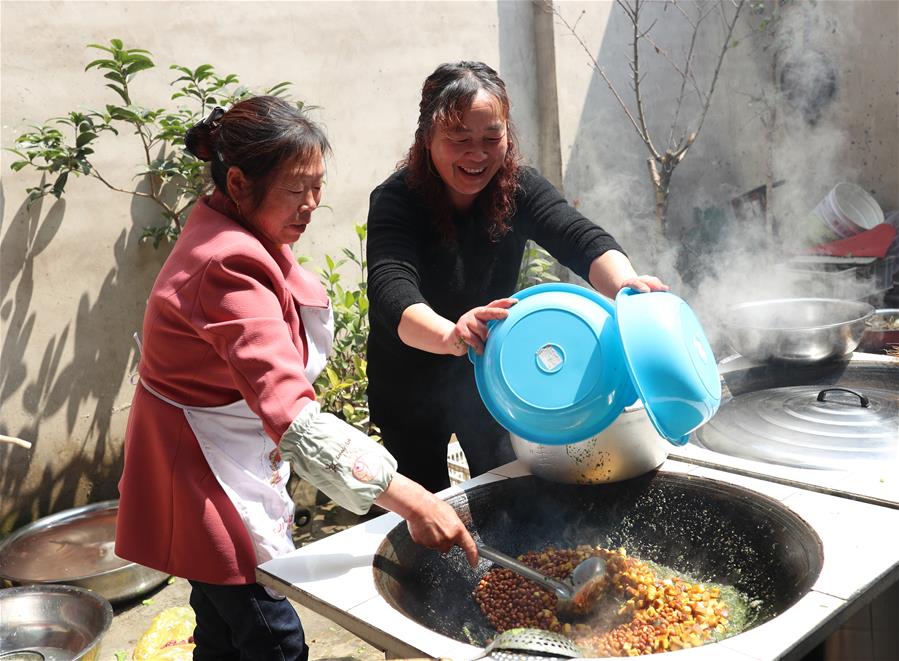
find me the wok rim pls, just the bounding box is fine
[726,297,874,331]
[373,471,825,647]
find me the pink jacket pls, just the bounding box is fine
[115,193,329,584]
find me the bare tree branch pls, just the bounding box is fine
[552,0,747,230]
[637,18,658,39]
[550,1,659,159]
[90,169,154,201]
[644,33,697,87]
[671,0,697,29]
[623,0,658,156]
[617,0,637,22]
[693,0,747,139]
[89,166,177,223]
[665,1,721,149]
[667,13,701,147]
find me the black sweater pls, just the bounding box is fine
[365,166,623,410]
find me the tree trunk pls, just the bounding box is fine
[654,176,671,232]
[647,156,672,233]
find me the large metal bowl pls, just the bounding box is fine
[0,500,169,605]
[509,402,669,483]
[0,584,113,660]
[725,298,877,363]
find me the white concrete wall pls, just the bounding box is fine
[2,0,897,524]
[0,0,539,524]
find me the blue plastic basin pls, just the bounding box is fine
[614,288,721,445]
[469,283,637,445]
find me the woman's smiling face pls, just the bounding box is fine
[428,88,508,211]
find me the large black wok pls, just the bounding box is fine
[373,472,823,647]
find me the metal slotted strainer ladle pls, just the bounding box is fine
[471,627,584,660]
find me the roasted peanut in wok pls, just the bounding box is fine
[473,545,731,657]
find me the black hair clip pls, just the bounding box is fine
[200,106,226,130]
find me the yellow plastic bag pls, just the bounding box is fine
[132,606,196,660]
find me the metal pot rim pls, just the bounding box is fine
[0,500,162,585]
[509,399,652,444]
[0,584,113,659]
[865,308,899,329]
[726,298,874,331]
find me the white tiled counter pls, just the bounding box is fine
[257,459,899,660]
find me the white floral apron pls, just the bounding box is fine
[135,305,333,572]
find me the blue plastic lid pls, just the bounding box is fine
[614,288,721,446]
[469,283,637,445]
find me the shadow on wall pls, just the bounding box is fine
[0,179,171,529]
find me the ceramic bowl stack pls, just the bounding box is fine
[469,283,721,483]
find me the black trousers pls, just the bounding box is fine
[188,580,309,661]
[372,359,516,492]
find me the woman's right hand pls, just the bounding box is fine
[374,474,478,567]
[447,297,517,356]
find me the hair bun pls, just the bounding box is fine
[185,123,216,162]
[185,107,226,162]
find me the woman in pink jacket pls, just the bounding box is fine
[115,96,477,661]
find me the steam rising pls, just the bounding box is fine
[566,1,893,358]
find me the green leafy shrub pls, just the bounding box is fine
[307,224,377,437]
[6,39,299,247]
[517,241,560,289]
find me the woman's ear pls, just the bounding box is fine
[225,166,249,208]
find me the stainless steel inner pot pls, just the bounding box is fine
[725,298,888,363]
[510,402,669,483]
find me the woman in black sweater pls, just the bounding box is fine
[366,61,667,492]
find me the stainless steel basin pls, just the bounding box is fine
[0,584,112,660]
[0,500,169,605]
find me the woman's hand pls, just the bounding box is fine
[375,474,478,567]
[404,492,478,567]
[447,298,517,356]
[589,251,669,297]
[617,275,669,293]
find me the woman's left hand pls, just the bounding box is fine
[450,297,518,356]
[618,275,670,293]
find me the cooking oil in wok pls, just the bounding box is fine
[644,559,762,642]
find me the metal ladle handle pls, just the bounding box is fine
[816,387,869,408]
[476,542,572,600]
